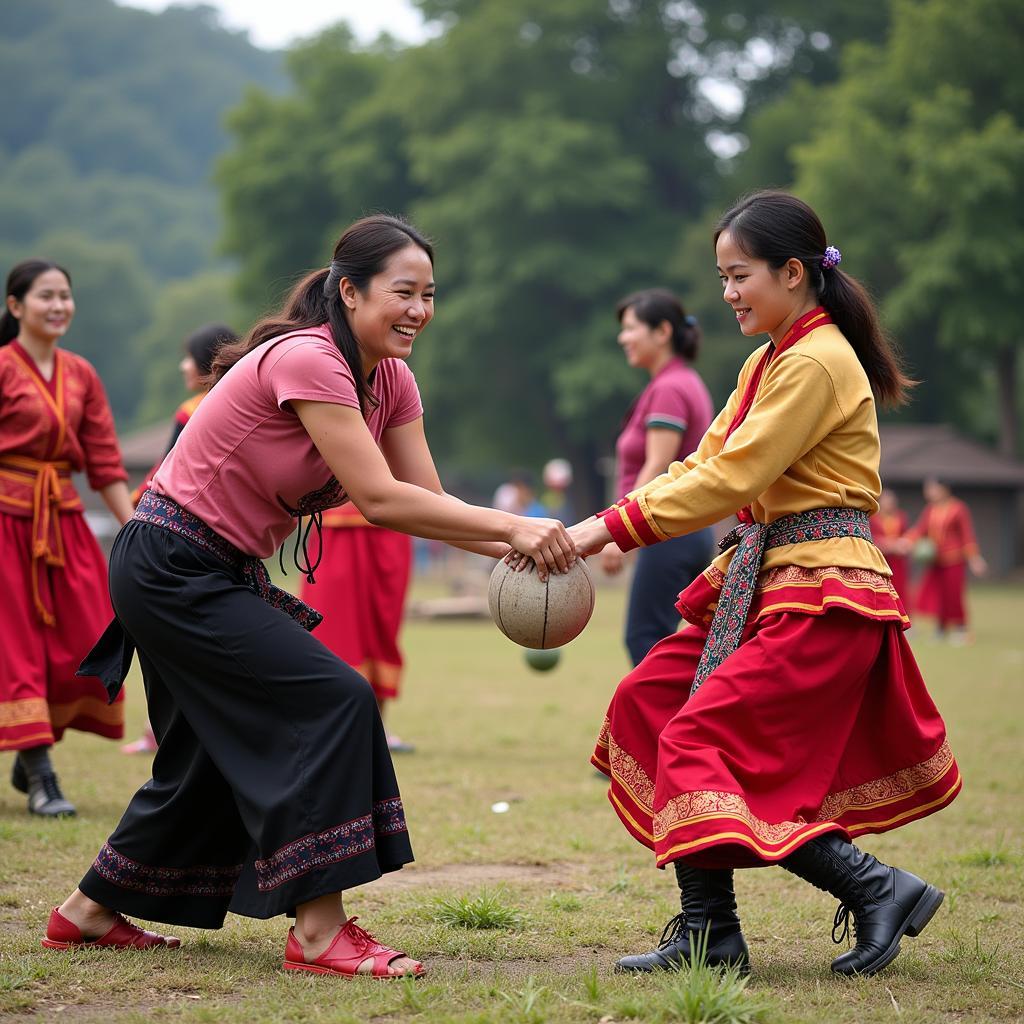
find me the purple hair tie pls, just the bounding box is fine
[822,245,842,270]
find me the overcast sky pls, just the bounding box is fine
[117,0,431,49]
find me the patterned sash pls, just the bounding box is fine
[690,507,874,697]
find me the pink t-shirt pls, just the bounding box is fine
[614,357,713,498]
[151,326,423,556]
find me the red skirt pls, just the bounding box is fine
[592,566,960,869]
[301,526,412,702]
[0,510,125,750]
[915,562,967,629]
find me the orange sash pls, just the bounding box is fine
[0,454,74,625]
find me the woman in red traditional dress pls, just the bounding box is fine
[906,478,987,643]
[122,323,238,755]
[1,260,133,816]
[870,488,910,603]
[563,192,959,978]
[300,504,415,753]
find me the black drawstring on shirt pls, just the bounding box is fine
[278,511,324,584]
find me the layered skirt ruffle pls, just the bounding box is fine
[592,565,959,869]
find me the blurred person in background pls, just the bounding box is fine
[601,289,714,666]
[870,488,910,604]
[123,322,238,755]
[540,457,575,523]
[0,259,133,816]
[904,478,987,644]
[492,468,544,517]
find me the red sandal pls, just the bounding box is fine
[283,917,425,979]
[41,907,181,950]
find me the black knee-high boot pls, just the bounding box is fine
[615,862,750,975]
[781,831,943,976]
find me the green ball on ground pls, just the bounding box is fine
[523,647,561,672]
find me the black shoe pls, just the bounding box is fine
[615,864,751,975]
[26,771,76,818]
[782,831,943,976]
[11,755,28,794]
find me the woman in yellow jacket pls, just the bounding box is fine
[564,192,959,979]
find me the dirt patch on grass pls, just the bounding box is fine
[370,861,578,891]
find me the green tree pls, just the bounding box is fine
[219,0,915,502]
[793,0,1024,454]
[134,271,242,427]
[14,233,155,427]
[218,28,415,316]
[0,0,285,423]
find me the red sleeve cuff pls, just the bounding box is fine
[595,498,628,519]
[605,498,664,552]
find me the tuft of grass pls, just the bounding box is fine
[433,888,524,930]
[496,975,549,1023]
[644,930,770,1024]
[548,891,582,912]
[608,863,631,894]
[936,929,1001,984]
[957,847,1015,868]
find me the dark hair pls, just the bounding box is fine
[208,215,434,413]
[185,322,237,379]
[715,190,913,407]
[1,259,72,346]
[616,288,701,362]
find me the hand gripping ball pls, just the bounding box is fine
[488,558,595,650]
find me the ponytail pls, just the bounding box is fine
[208,215,433,416]
[716,191,914,407]
[0,309,18,346]
[818,268,911,407]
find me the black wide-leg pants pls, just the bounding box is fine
[79,521,413,928]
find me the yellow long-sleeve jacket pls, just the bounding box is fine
[604,322,892,579]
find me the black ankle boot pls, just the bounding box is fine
[26,771,76,818]
[781,831,943,976]
[615,863,751,975]
[11,755,28,794]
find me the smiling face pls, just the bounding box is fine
[340,244,435,372]
[716,230,812,342]
[6,268,75,346]
[617,306,671,372]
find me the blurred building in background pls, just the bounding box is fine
[879,425,1024,577]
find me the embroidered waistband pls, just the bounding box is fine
[134,491,323,633]
[691,507,873,697]
[79,493,323,704]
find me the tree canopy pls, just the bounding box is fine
[4,0,1020,490]
[0,0,282,423]
[219,0,914,502]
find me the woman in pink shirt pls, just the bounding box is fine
[601,289,714,665]
[45,216,574,979]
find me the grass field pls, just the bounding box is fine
[1,576,1022,1023]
